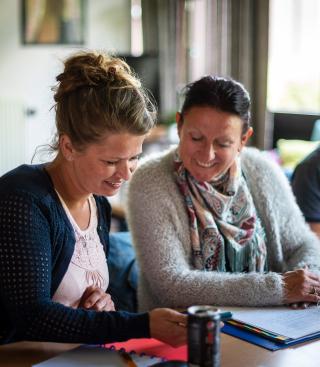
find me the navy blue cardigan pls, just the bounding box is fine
[0,164,149,344]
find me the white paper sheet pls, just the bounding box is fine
[33,345,163,367]
[220,306,320,339]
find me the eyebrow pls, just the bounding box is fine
[104,152,143,160]
[217,137,234,141]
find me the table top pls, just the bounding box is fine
[1,334,320,367]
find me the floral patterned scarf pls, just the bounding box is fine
[173,149,267,273]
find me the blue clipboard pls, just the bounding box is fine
[221,323,320,351]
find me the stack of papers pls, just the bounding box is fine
[220,306,320,350]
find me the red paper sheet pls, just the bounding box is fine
[105,338,187,361]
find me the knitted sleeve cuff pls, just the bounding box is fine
[94,310,150,344]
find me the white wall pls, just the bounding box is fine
[0,0,131,170]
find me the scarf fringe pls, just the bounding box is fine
[226,232,266,273]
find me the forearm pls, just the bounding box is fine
[5,300,149,344]
[143,264,284,308]
[132,225,284,307]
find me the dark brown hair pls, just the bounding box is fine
[180,76,251,134]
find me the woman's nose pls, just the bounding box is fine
[117,160,134,181]
[203,144,215,161]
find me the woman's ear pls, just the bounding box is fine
[239,127,253,151]
[59,134,75,161]
[176,112,183,137]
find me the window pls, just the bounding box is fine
[130,0,143,56]
[268,0,320,113]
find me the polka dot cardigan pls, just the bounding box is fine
[0,164,149,344]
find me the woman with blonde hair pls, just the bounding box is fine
[0,51,186,345]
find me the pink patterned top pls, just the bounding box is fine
[52,193,109,308]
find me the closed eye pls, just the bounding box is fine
[102,154,141,166]
[217,139,233,148]
[129,154,142,162]
[104,160,118,166]
[191,136,203,141]
[218,143,231,148]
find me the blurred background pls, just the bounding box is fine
[0,0,319,225]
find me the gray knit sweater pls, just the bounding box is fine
[127,147,320,311]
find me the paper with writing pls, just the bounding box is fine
[220,306,320,339]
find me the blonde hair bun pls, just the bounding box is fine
[51,50,156,151]
[53,51,141,103]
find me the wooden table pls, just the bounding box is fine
[1,334,320,367]
[0,341,79,367]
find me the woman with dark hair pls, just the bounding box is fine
[0,51,186,345]
[127,76,320,311]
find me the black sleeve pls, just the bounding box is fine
[0,192,149,344]
[292,159,320,222]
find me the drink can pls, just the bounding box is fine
[187,305,221,367]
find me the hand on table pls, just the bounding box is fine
[283,268,320,306]
[149,308,187,347]
[79,285,115,311]
[289,302,311,309]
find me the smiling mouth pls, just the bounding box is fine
[105,181,123,188]
[195,160,215,168]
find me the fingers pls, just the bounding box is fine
[283,268,320,304]
[308,284,320,298]
[290,303,299,309]
[83,289,104,308]
[100,295,115,311]
[160,321,187,347]
[302,293,319,304]
[91,293,115,311]
[304,269,320,282]
[80,285,96,303]
[290,302,311,309]
[149,308,187,347]
[166,309,188,327]
[79,286,115,312]
[78,285,96,309]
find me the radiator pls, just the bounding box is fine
[0,99,26,176]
